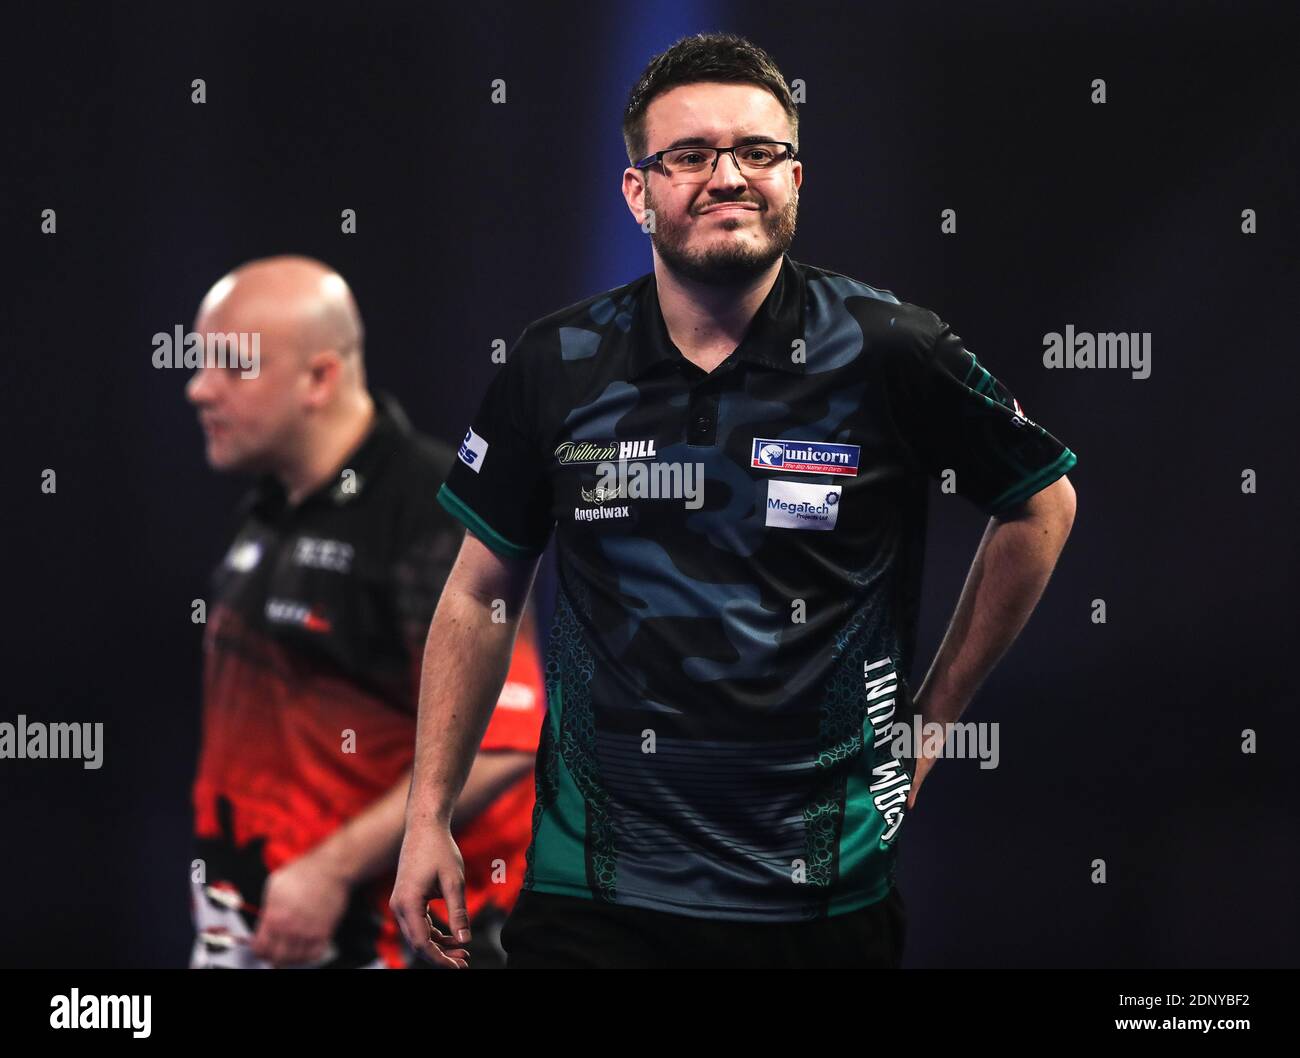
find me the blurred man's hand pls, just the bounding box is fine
[251,850,351,966]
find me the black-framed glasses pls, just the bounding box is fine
[634,141,797,179]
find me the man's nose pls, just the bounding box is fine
[186,367,215,404]
[706,150,748,191]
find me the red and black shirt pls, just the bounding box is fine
[191,394,543,967]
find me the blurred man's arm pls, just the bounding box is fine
[252,525,538,968]
[908,475,1077,807]
[290,747,534,887]
[252,748,531,966]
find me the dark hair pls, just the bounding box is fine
[622,33,798,164]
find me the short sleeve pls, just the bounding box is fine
[890,316,1077,516]
[437,329,554,558]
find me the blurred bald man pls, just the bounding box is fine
[185,256,545,968]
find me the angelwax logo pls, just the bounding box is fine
[580,482,625,504]
[574,505,631,522]
[751,438,860,476]
[556,439,657,464]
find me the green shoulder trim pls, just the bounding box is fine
[988,448,1078,515]
[436,483,541,560]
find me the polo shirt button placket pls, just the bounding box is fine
[685,377,720,447]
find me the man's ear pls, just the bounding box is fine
[304,349,343,408]
[622,168,649,224]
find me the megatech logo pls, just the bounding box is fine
[765,481,841,529]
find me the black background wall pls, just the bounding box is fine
[3,0,1296,968]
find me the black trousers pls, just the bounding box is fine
[502,886,906,969]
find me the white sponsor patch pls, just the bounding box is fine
[458,426,488,473]
[292,536,354,573]
[765,480,842,530]
[751,437,860,476]
[224,539,263,572]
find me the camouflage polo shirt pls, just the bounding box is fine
[437,252,1077,921]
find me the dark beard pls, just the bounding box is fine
[647,186,798,287]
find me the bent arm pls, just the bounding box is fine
[915,475,1077,725]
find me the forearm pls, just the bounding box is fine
[308,744,536,885]
[916,478,1076,724]
[310,769,413,887]
[407,583,523,828]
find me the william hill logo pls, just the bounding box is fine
[555,439,657,465]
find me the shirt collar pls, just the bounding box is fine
[628,252,807,380]
[250,390,410,518]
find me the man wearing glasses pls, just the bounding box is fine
[392,32,1077,968]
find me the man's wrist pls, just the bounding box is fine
[405,785,457,830]
[304,832,362,887]
[915,664,976,721]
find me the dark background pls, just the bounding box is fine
[3,0,1296,968]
